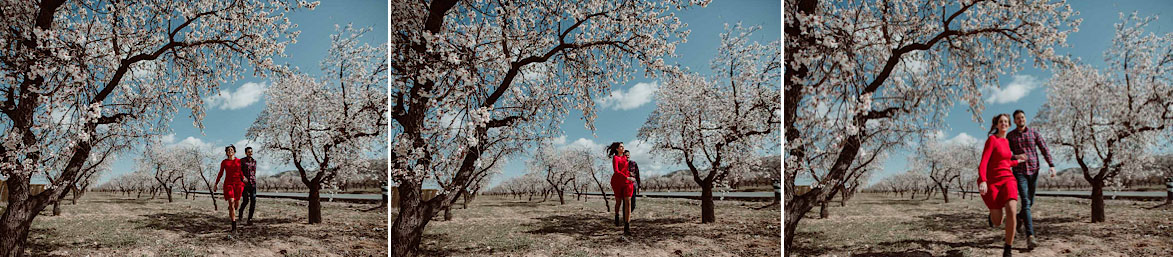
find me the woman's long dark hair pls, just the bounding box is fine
[987,114,1010,136]
[606,142,623,157]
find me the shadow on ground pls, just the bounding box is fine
[137,211,303,243]
[26,228,69,257]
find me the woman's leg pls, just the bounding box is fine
[1004,199,1018,245]
[615,196,623,217]
[623,197,631,223]
[229,198,241,221]
[989,208,1004,227]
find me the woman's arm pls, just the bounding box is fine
[213,161,224,190]
[977,138,993,183]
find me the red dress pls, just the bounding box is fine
[610,155,634,198]
[221,158,244,200]
[979,135,1020,210]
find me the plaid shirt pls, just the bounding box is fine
[240,156,257,185]
[1007,127,1054,175]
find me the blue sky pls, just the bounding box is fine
[486,0,783,187]
[99,1,388,183]
[866,0,1173,186]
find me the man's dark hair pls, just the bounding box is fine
[624,150,630,154]
[245,147,253,151]
[1013,109,1026,117]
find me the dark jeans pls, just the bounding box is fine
[630,182,638,211]
[1014,172,1038,235]
[238,184,257,221]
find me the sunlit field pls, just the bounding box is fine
[790,193,1173,257]
[5,193,386,257]
[394,195,781,256]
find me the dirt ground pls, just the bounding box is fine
[394,194,782,256]
[11,192,386,257]
[789,193,1173,256]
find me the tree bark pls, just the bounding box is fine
[819,200,829,219]
[308,183,322,224]
[700,182,715,223]
[1090,179,1105,222]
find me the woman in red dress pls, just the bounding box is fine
[214,145,245,233]
[979,114,1028,257]
[607,142,635,236]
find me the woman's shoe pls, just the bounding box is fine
[623,221,631,236]
[1003,244,1012,257]
[231,221,237,232]
[614,214,621,226]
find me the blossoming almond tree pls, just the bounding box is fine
[783,0,1079,249]
[389,0,707,255]
[1033,13,1173,222]
[0,1,314,254]
[638,23,781,224]
[247,25,387,224]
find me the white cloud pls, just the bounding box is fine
[567,138,604,151]
[207,82,267,110]
[176,136,215,151]
[943,132,978,146]
[160,133,176,144]
[551,135,567,145]
[597,82,659,110]
[984,75,1039,104]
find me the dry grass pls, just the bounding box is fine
[393,195,782,256]
[14,192,386,257]
[790,193,1173,256]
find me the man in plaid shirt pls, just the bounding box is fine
[238,147,259,226]
[1007,110,1057,250]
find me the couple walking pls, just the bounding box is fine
[213,145,260,233]
[979,110,1056,256]
[607,142,641,238]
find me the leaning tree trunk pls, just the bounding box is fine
[556,189,565,205]
[938,183,950,203]
[1,175,58,256]
[391,178,448,257]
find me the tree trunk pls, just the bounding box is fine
[391,179,442,257]
[1,175,55,256]
[165,187,173,203]
[819,200,829,219]
[700,182,715,223]
[1090,179,1105,222]
[939,184,950,203]
[557,189,565,205]
[308,183,322,224]
[784,188,819,251]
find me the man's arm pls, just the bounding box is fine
[1034,131,1055,167]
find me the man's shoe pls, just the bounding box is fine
[1003,244,1012,257]
[1016,217,1024,233]
[1027,236,1037,250]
